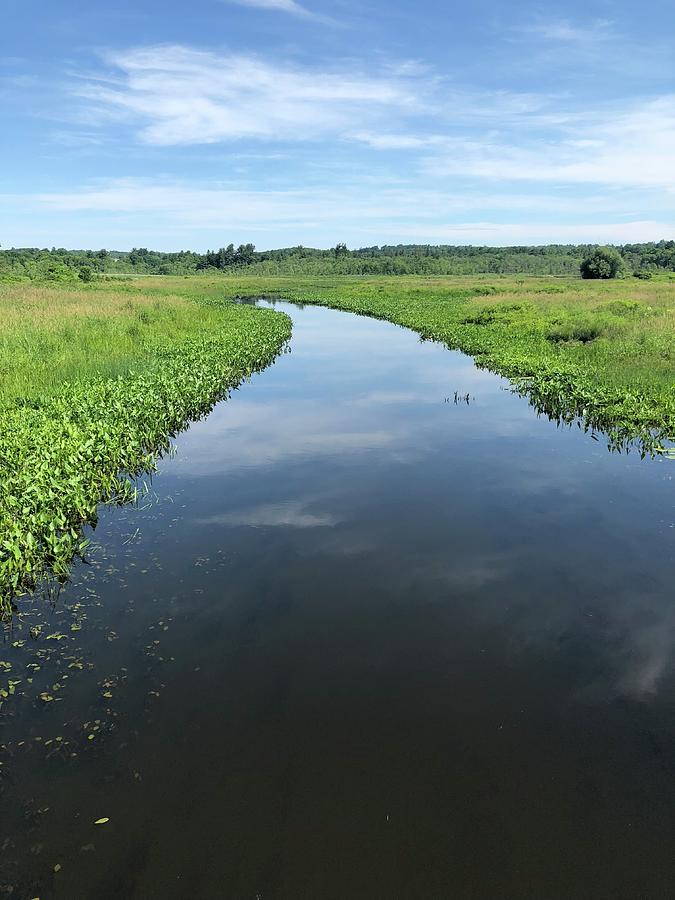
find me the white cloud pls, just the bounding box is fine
[75,45,420,145]
[350,132,445,150]
[3,178,672,247]
[380,221,674,245]
[223,0,329,22]
[518,17,614,43]
[424,96,675,191]
[70,45,675,198]
[18,179,644,219]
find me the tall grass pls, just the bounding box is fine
[0,284,249,403]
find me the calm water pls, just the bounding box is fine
[2,301,675,899]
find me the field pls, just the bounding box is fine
[1,273,675,612]
[0,283,276,404]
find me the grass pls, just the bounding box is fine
[0,283,263,404]
[2,272,674,612]
[0,284,291,613]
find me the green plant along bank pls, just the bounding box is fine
[0,299,291,615]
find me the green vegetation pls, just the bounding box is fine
[3,240,675,279]
[580,246,625,280]
[0,284,291,614]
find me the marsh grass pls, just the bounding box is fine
[0,285,241,403]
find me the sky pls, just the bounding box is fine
[1,0,674,250]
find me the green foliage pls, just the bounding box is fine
[3,240,675,280]
[0,285,262,403]
[546,318,603,344]
[597,299,650,318]
[580,246,624,279]
[0,299,291,614]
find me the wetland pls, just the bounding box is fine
[2,297,675,898]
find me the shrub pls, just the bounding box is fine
[598,299,650,318]
[580,247,624,279]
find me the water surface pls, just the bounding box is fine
[2,301,675,898]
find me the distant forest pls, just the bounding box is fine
[2,241,675,280]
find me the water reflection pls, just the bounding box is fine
[2,300,675,898]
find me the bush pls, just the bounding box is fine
[547,318,603,344]
[580,246,624,279]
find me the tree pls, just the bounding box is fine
[580,246,624,279]
[334,242,348,259]
[234,243,256,266]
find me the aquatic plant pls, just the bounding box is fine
[0,299,291,614]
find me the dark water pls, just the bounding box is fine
[2,301,675,899]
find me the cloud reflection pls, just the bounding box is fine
[195,498,339,529]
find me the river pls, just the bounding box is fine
[2,300,675,898]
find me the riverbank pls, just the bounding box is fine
[157,274,675,452]
[0,285,291,613]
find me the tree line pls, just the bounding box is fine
[1,241,674,281]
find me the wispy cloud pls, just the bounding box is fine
[74,45,419,145]
[379,221,673,245]
[223,0,330,23]
[3,178,672,247]
[69,43,675,196]
[15,178,646,220]
[424,96,675,191]
[196,499,339,528]
[514,17,614,44]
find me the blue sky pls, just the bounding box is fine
[2,0,674,250]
